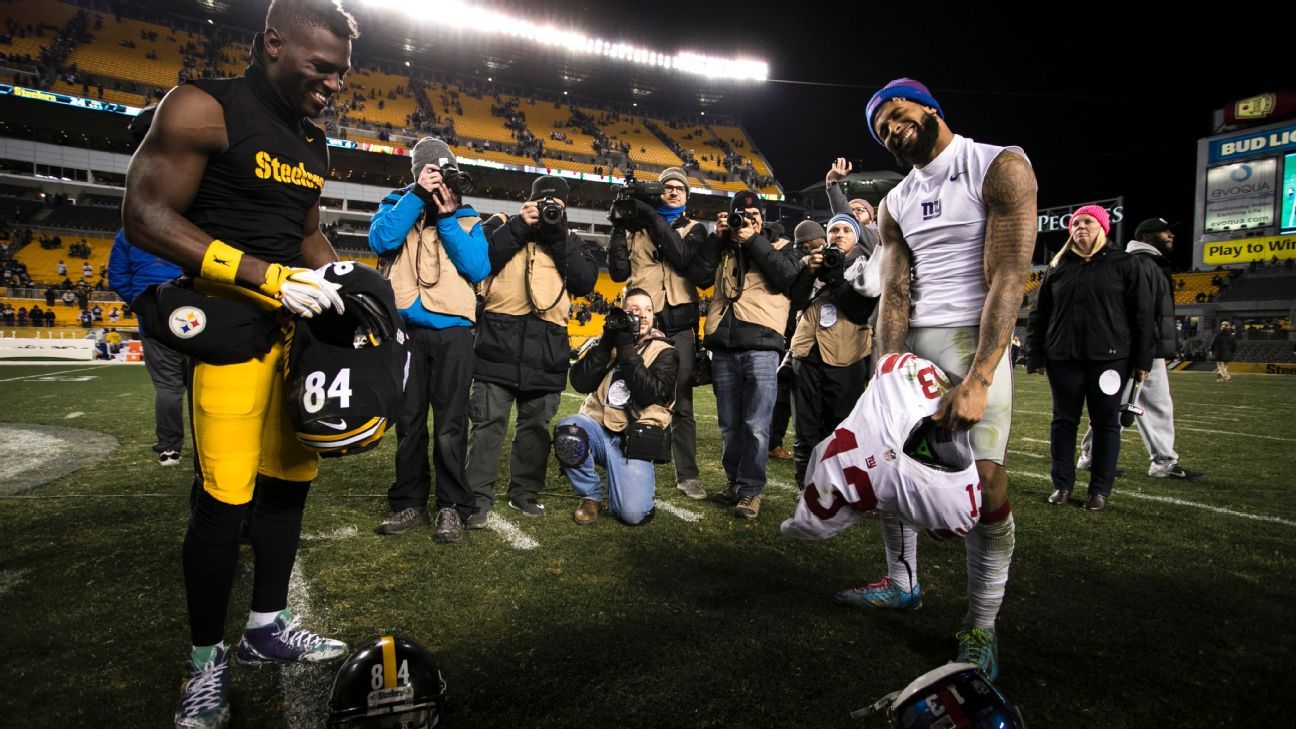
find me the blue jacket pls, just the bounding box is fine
[107,229,183,336]
[368,184,490,330]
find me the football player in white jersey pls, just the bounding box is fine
[838,78,1037,681]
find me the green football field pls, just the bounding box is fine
[1,363,1293,728]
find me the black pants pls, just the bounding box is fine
[1046,358,1128,497]
[770,369,792,449]
[667,328,698,482]
[791,357,869,485]
[390,326,476,519]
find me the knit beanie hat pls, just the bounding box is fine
[848,198,875,219]
[530,175,569,201]
[657,167,689,196]
[1071,205,1111,235]
[411,137,456,176]
[826,213,861,242]
[866,78,944,146]
[793,220,826,246]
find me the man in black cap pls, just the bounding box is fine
[464,175,599,521]
[1078,217,1204,480]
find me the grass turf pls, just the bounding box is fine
[0,363,1293,727]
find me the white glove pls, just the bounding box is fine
[262,264,345,318]
[848,250,882,298]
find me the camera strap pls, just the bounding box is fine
[524,242,567,314]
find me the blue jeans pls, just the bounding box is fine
[556,413,656,525]
[710,349,780,497]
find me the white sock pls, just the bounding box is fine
[247,608,286,629]
[881,512,919,593]
[964,512,1015,629]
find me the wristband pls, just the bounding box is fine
[200,240,243,284]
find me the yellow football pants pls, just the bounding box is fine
[192,337,318,505]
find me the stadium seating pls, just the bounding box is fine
[1216,272,1296,302]
[40,203,121,231]
[1,296,130,327]
[1172,272,1222,305]
[67,11,206,91]
[49,79,148,108]
[16,236,113,285]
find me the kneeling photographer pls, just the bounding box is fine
[466,175,599,522]
[788,213,878,484]
[554,288,678,526]
[606,167,708,501]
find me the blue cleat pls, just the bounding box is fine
[955,627,1000,681]
[234,609,348,667]
[174,645,231,729]
[834,577,923,610]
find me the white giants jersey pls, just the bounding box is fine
[781,353,982,540]
[884,134,1029,327]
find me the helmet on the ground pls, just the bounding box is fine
[328,635,446,728]
[881,663,1024,729]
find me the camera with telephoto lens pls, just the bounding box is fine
[603,306,641,339]
[538,196,564,226]
[608,171,666,225]
[820,243,845,271]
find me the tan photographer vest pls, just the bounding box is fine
[579,338,674,432]
[482,241,570,327]
[790,294,872,367]
[385,216,480,322]
[704,237,792,336]
[626,220,700,311]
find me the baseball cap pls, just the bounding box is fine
[1134,218,1176,238]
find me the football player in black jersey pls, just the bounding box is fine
[122,2,359,727]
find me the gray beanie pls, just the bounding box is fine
[793,220,826,246]
[411,137,456,176]
[657,167,689,195]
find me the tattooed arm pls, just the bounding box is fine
[934,150,1037,430]
[873,198,913,358]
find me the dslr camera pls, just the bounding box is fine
[608,171,665,225]
[603,306,641,339]
[820,243,845,271]
[432,157,474,205]
[538,196,564,226]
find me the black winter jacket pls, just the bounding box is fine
[474,214,599,392]
[687,228,800,352]
[1126,241,1177,359]
[607,204,707,335]
[788,247,878,325]
[570,335,679,413]
[1026,245,1154,373]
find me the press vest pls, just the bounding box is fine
[884,134,1029,327]
[387,216,479,322]
[626,220,700,311]
[580,338,675,432]
[790,293,872,367]
[704,237,792,337]
[482,243,570,327]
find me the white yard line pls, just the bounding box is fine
[300,526,358,541]
[0,366,101,383]
[280,561,332,729]
[1013,471,1296,528]
[0,493,169,499]
[1007,450,1046,459]
[561,392,583,400]
[654,499,702,523]
[766,479,799,494]
[1021,437,1050,444]
[1177,401,1257,410]
[64,412,84,419]
[0,568,31,597]
[486,512,539,550]
[1178,426,1294,443]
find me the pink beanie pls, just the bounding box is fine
[848,198,875,218]
[1071,205,1110,235]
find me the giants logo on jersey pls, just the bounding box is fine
[921,199,942,220]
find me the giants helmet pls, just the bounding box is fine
[328,635,447,728]
[285,262,409,457]
[853,663,1025,728]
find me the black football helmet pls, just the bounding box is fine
[903,417,973,473]
[852,663,1024,728]
[285,262,409,457]
[328,635,447,728]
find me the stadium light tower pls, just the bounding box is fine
[359,0,768,82]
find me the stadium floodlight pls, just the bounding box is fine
[359,0,768,81]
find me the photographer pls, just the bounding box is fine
[368,137,489,544]
[554,289,678,526]
[466,175,599,521]
[788,214,878,484]
[687,190,799,519]
[606,167,709,501]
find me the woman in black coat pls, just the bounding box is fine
[1026,206,1154,511]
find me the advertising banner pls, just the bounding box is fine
[1202,233,1296,265]
[1204,160,1276,232]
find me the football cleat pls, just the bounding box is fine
[174,645,231,729]
[835,577,923,610]
[235,609,348,667]
[955,627,1000,681]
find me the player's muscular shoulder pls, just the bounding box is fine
[982,151,1036,211]
[152,84,229,155]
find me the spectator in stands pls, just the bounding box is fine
[1027,206,1153,512]
[466,175,599,522]
[92,304,103,321]
[42,309,54,327]
[79,309,92,327]
[57,259,67,277]
[81,262,93,280]
[44,286,56,306]
[787,215,878,486]
[29,304,43,326]
[556,289,678,526]
[2,304,13,325]
[606,167,709,500]
[367,138,489,545]
[1078,218,1204,480]
[687,190,798,519]
[16,307,27,326]
[108,307,121,323]
[1211,322,1236,382]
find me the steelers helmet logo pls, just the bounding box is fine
[168,306,207,339]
